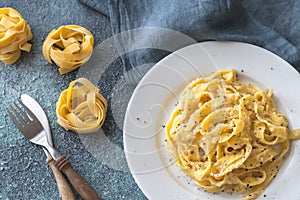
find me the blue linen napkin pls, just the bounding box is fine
[80,0,300,84]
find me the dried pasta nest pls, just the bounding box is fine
[42,25,94,74]
[0,7,32,64]
[56,78,107,134]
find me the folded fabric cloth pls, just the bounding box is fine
[80,0,300,85]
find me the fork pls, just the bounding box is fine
[7,100,100,200]
[7,101,61,159]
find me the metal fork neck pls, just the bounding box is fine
[43,143,62,161]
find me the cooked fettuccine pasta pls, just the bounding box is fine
[166,69,300,200]
[42,25,94,74]
[0,7,32,64]
[56,78,107,134]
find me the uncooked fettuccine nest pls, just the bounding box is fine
[56,78,107,134]
[42,25,94,74]
[0,7,32,64]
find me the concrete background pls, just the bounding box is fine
[0,1,146,199]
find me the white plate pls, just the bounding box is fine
[123,41,300,200]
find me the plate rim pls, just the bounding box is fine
[123,41,300,200]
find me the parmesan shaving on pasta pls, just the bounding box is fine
[0,7,32,64]
[56,78,107,134]
[42,25,94,74]
[166,69,300,200]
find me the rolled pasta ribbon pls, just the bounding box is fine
[56,78,107,134]
[0,7,32,64]
[42,25,94,74]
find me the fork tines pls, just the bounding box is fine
[8,101,29,125]
[7,99,42,138]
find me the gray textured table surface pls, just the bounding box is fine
[0,0,146,199]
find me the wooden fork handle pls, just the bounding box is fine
[55,156,100,200]
[46,157,76,200]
